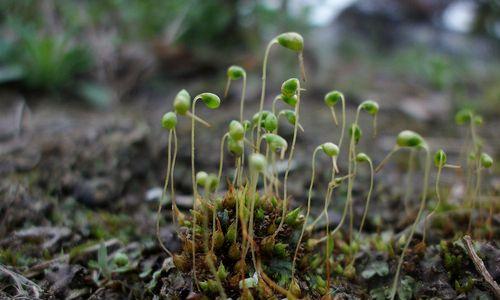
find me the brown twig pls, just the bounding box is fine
[462,235,500,299]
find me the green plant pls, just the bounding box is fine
[375,130,430,300]
[157,31,495,299]
[88,243,131,286]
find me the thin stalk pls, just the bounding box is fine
[389,148,430,300]
[403,149,416,216]
[185,110,211,128]
[423,164,443,244]
[217,133,230,189]
[255,39,277,149]
[375,147,399,173]
[348,110,362,244]
[358,158,374,234]
[468,161,482,234]
[156,129,173,257]
[171,129,179,221]
[307,174,352,232]
[338,96,346,150]
[292,147,320,278]
[202,193,227,299]
[325,158,336,292]
[274,84,301,238]
[244,171,260,277]
[240,74,247,122]
[271,152,278,195]
[190,98,200,287]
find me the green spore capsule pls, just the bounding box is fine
[349,124,362,144]
[227,137,244,156]
[455,108,473,125]
[434,149,447,167]
[173,89,191,115]
[480,153,493,168]
[113,252,129,267]
[321,142,339,157]
[264,113,278,132]
[227,65,245,80]
[196,171,208,187]
[359,100,379,115]
[263,133,288,154]
[196,92,221,109]
[276,32,304,52]
[324,91,343,107]
[229,120,244,141]
[396,130,426,148]
[281,78,299,97]
[280,94,298,107]
[280,109,297,125]
[249,153,267,173]
[161,111,177,130]
[252,110,271,126]
[242,120,252,131]
[356,152,370,163]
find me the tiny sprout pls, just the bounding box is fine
[349,124,362,144]
[324,90,343,107]
[480,153,493,168]
[356,152,370,163]
[195,93,221,109]
[281,78,300,97]
[264,113,278,132]
[321,142,339,157]
[227,65,245,80]
[229,120,244,141]
[173,89,191,115]
[249,153,267,173]
[455,108,473,125]
[434,149,447,168]
[227,137,244,156]
[276,32,304,52]
[359,100,379,115]
[161,111,177,130]
[113,252,129,267]
[196,171,208,187]
[396,130,426,148]
[217,263,228,281]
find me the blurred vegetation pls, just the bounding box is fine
[0,0,310,104]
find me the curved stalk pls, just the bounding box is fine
[358,158,374,234]
[292,147,320,278]
[156,129,174,257]
[171,129,179,221]
[403,149,416,216]
[255,39,277,149]
[217,133,230,189]
[423,163,443,244]
[325,158,336,292]
[468,161,482,234]
[389,148,430,300]
[240,74,247,122]
[274,84,301,238]
[190,98,200,287]
[338,96,346,150]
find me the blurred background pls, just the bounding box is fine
[0,0,499,273]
